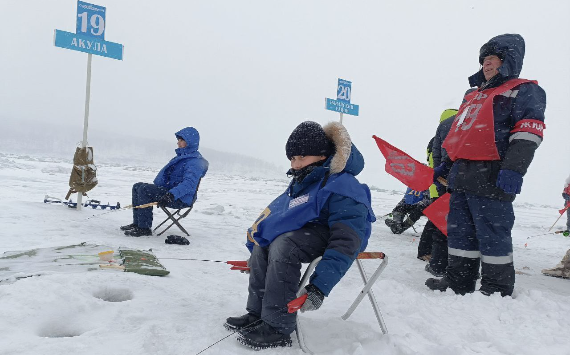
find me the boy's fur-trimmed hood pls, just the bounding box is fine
[323,122,364,176]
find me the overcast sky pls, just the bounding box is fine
[1,0,568,205]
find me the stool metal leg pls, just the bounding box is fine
[155,208,190,236]
[341,257,389,334]
[296,256,321,354]
[153,209,178,232]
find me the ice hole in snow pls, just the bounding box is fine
[37,322,86,338]
[93,286,133,302]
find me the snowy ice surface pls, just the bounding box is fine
[0,152,569,355]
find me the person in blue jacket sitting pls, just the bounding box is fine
[120,127,208,237]
[225,121,375,350]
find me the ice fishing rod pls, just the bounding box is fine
[548,205,569,232]
[194,295,307,355]
[523,230,568,248]
[526,230,568,239]
[158,257,249,270]
[85,202,158,220]
[195,307,285,355]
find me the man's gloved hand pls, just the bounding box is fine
[157,192,175,207]
[298,284,325,312]
[496,169,523,194]
[433,161,451,183]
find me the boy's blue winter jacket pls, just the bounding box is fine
[246,122,375,296]
[153,127,209,205]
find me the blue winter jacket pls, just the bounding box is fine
[447,34,546,201]
[288,131,375,296]
[287,143,374,296]
[153,127,209,205]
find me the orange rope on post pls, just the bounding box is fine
[357,252,386,260]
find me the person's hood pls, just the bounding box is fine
[323,121,364,176]
[468,34,525,88]
[175,127,200,155]
[440,109,458,123]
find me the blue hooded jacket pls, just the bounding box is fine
[446,34,546,201]
[153,127,209,205]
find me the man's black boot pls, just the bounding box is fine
[237,321,292,350]
[224,313,260,331]
[425,264,445,278]
[125,227,152,237]
[120,223,137,231]
[425,277,450,292]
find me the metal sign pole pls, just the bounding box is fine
[55,1,123,211]
[339,112,344,124]
[77,53,92,210]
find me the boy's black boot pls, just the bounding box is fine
[224,313,260,331]
[237,321,292,350]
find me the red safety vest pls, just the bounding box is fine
[564,184,570,197]
[443,78,537,161]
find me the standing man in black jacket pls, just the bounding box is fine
[427,34,546,296]
[421,109,456,276]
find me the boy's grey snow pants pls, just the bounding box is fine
[246,224,329,335]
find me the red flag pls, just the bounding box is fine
[372,135,434,191]
[422,193,451,236]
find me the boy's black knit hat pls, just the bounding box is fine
[285,121,333,160]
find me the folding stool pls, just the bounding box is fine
[296,252,389,353]
[153,206,195,236]
[153,180,201,237]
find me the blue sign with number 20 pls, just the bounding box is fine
[76,1,106,40]
[337,79,352,104]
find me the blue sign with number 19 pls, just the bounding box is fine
[76,1,106,40]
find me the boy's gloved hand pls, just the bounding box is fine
[157,192,175,207]
[496,170,523,194]
[298,284,325,312]
[240,258,251,274]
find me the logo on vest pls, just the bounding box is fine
[289,194,309,209]
[455,104,482,132]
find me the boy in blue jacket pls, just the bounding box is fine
[120,127,208,237]
[225,121,375,350]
